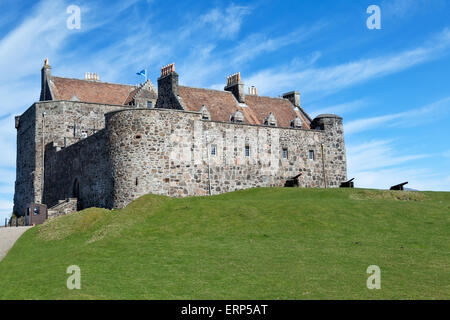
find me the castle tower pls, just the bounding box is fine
[311,114,347,187]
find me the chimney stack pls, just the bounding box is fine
[224,72,245,103]
[282,91,300,107]
[40,58,52,101]
[156,62,183,109]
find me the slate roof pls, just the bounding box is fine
[178,86,311,128]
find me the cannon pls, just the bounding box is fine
[340,178,355,188]
[284,173,302,187]
[390,182,408,191]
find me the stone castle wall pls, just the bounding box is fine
[13,105,36,216]
[43,129,112,210]
[15,101,347,214]
[14,100,128,215]
[107,108,347,208]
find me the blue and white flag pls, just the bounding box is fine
[136,69,146,77]
[136,69,147,82]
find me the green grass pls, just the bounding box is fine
[0,188,449,299]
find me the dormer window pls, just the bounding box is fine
[264,113,277,126]
[290,116,302,129]
[200,105,211,120]
[230,110,244,123]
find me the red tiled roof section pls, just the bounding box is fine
[178,86,310,128]
[245,95,310,129]
[178,86,239,122]
[50,77,136,105]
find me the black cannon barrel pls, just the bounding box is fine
[291,173,302,179]
[340,178,355,188]
[390,182,408,190]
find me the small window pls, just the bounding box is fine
[147,101,153,108]
[245,145,250,157]
[309,150,315,160]
[211,144,217,156]
[282,148,288,159]
[33,206,39,215]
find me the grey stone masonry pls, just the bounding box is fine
[14,100,129,215]
[107,108,347,208]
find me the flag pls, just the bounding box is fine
[136,69,146,77]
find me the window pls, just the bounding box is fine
[245,145,250,157]
[147,101,153,108]
[33,206,39,215]
[211,144,217,156]
[200,105,210,120]
[230,110,244,123]
[309,150,315,160]
[282,148,288,159]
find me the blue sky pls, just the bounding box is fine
[0,0,449,221]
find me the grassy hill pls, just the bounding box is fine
[0,188,449,299]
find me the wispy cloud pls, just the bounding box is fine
[381,0,443,20]
[347,139,449,191]
[347,140,430,172]
[231,23,326,65]
[344,97,450,135]
[179,4,252,40]
[244,28,450,97]
[0,116,16,168]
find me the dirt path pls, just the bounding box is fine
[0,227,32,261]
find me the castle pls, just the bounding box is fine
[13,59,347,217]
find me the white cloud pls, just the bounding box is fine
[0,116,16,168]
[244,28,450,97]
[347,139,449,191]
[347,140,430,172]
[344,97,450,135]
[350,168,450,191]
[231,24,326,65]
[179,4,251,40]
[381,0,442,20]
[0,199,13,222]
